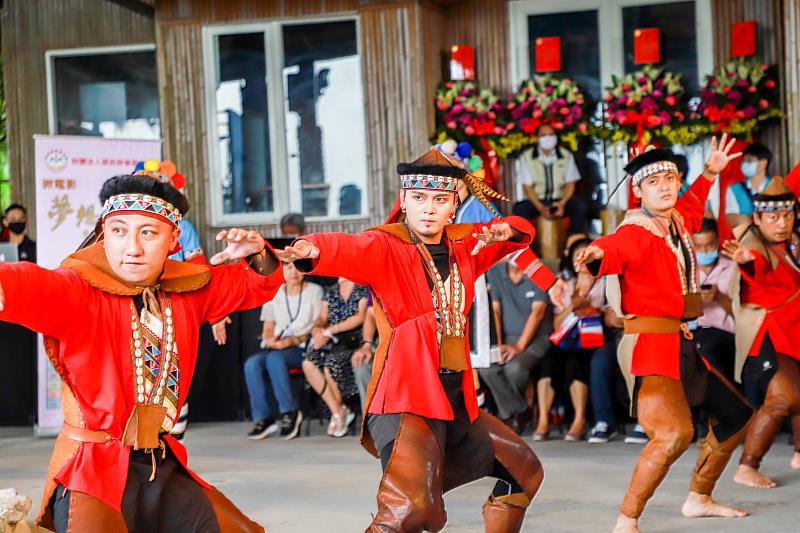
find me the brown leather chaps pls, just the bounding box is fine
[620,363,752,519]
[365,410,543,533]
[740,354,800,468]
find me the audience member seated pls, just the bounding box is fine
[350,293,376,410]
[244,263,323,440]
[478,258,552,434]
[535,238,603,442]
[513,123,589,234]
[691,218,736,380]
[303,278,368,438]
[725,143,773,228]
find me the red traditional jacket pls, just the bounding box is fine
[739,243,800,359]
[0,243,283,518]
[300,217,550,454]
[591,176,712,380]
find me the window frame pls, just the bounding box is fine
[45,43,159,138]
[202,14,370,227]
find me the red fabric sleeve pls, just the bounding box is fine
[199,245,284,324]
[675,175,713,235]
[738,249,771,285]
[591,225,642,277]
[298,231,387,286]
[468,216,535,278]
[0,262,87,338]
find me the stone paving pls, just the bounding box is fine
[1,422,797,532]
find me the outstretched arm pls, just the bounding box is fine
[279,231,386,286]
[0,263,86,338]
[468,216,535,276]
[201,229,284,323]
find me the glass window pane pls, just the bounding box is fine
[283,20,368,218]
[623,2,698,91]
[214,33,273,215]
[528,11,600,100]
[53,51,160,139]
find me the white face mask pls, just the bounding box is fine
[740,160,759,178]
[538,134,558,151]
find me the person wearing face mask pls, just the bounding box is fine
[725,143,773,228]
[513,124,588,234]
[689,218,736,381]
[2,204,36,262]
[721,176,800,490]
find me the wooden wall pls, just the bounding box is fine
[0,0,154,236]
[156,0,448,251]
[782,0,800,169]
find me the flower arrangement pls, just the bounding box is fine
[600,65,702,147]
[508,74,594,151]
[696,57,782,139]
[433,81,508,144]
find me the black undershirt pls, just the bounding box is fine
[424,242,451,290]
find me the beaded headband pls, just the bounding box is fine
[401,174,459,192]
[754,199,795,213]
[102,193,183,227]
[631,161,679,187]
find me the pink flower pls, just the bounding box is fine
[578,123,588,133]
[451,104,464,114]
[494,126,504,135]
[758,99,769,109]
[765,79,776,89]
[436,100,449,111]
[737,80,749,87]
[664,95,676,106]
[659,111,671,124]
[652,90,663,98]
[446,121,457,129]
[554,98,567,106]
[464,126,475,135]
[533,109,543,119]
[747,85,757,93]
[576,98,585,105]
[545,87,554,94]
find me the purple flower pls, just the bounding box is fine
[727,91,742,102]
[637,76,648,84]
[659,111,671,124]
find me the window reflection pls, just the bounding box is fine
[215,33,273,214]
[53,51,160,139]
[283,21,367,218]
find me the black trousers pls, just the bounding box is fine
[693,327,736,383]
[53,448,220,533]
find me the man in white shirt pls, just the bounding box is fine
[514,124,588,234]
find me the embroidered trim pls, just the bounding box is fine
[631,161,678,187]
[754,199,795,212]
[401,174,459,192]
[102,193,182,226]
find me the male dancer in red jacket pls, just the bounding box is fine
[723,176,800,488]
[576,136,753,532]
[281,147,557,532]
[0,172,282,532]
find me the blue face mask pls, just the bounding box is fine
[741,160,759,178]
[696,250,718,266]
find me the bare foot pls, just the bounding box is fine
[612,513,640,533]
[681,491,748,518]
[791,451,800,470]
[733,464,777,489]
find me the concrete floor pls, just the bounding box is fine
[1,422,798,532]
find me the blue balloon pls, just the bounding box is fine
[456,142,473,159]
[133,161,145,172]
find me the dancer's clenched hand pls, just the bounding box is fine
[573,244,604,272]
[278,240,320,263]
[721,239,755,264]
[210,229,265,265]
[471,223,514,256]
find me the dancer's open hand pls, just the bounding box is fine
[721,239,755,264]
[471,223,514,255]
[210,229,265,265]
[278,240,320,263]
[704,133,742,175]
